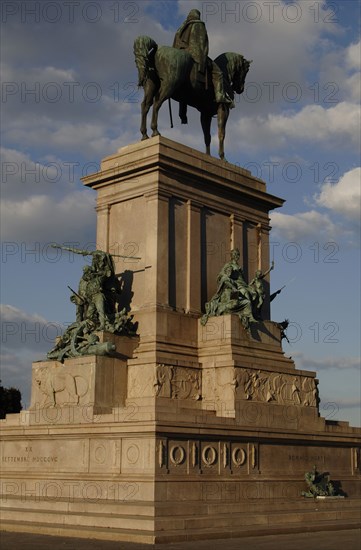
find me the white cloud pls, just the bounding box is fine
[270,209,343,241]
[0,305,64,362]
[343,72,361,103]
[346,41,361,71]
[315,167,361,222]
[1,147,73,200]
[227,101,360,154]
[294,351,361,371]
[271,167,360,244]
[0,304,61,367]
[1,304,47,324]
[0,63,76,85]
[1,0,349,161]
[267,102,359,148]
[324,398,361,410]
[181,0,339,85]
[1,190,96,242]
[0,147,97,243]
[4,107,140,158]
[2,2,359,161]
[317,39,360,103]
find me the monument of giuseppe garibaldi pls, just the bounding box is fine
[1,9,360,544]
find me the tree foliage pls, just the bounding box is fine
[0,382,22,419]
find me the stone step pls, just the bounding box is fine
[155,497,361,516]
[0,520,155,544]
[1,497,359,534]
[153,520,361,544]
[0,496,154,517]
[1,515,360,545]
[0,507,154,531]
[2,496,359,520]
[154,506,361,531]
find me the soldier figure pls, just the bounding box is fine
[173,9,233,106]
[70,265,91,322]
[82,267,107,330]
[249,261,275,316]
[201,249,257,330]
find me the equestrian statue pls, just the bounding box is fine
[134,9,252,160]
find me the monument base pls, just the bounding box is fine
[1,138,360,543]
[1,323,360,543]
[1,421,360,543]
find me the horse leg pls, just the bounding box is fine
[150,97,163,137]
[140,80,156,140]
[217,104,229,160]
[201,112,212,155]
[150,87,170,137]
[179,102,188,124]
[140,98,151,140]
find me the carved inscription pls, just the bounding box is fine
[2,455,58,463]
[1,440,88,472]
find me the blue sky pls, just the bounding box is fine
[1,0,360,425]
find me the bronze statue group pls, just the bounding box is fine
[47,247,136,362]
[201,248,274,330]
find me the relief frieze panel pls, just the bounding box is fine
[32,365,90,408]
[154,364,201,400]
[233,368,319,407]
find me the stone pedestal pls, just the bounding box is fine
[86,136,280,323]
[1,137,360,543]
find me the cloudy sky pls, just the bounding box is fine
[1,0,360,425]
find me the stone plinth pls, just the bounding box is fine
[1,138,360,543]
[198,316,321,428]
[29,334,139,420]
[82,135,283,350]
[30,356,124,413]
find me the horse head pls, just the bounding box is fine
[232,56,252,95]
[215,53,252,96]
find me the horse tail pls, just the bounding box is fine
[133,35,158,87]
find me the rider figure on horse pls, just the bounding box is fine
[173,9,234,107]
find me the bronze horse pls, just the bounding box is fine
[134,36,251,159]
